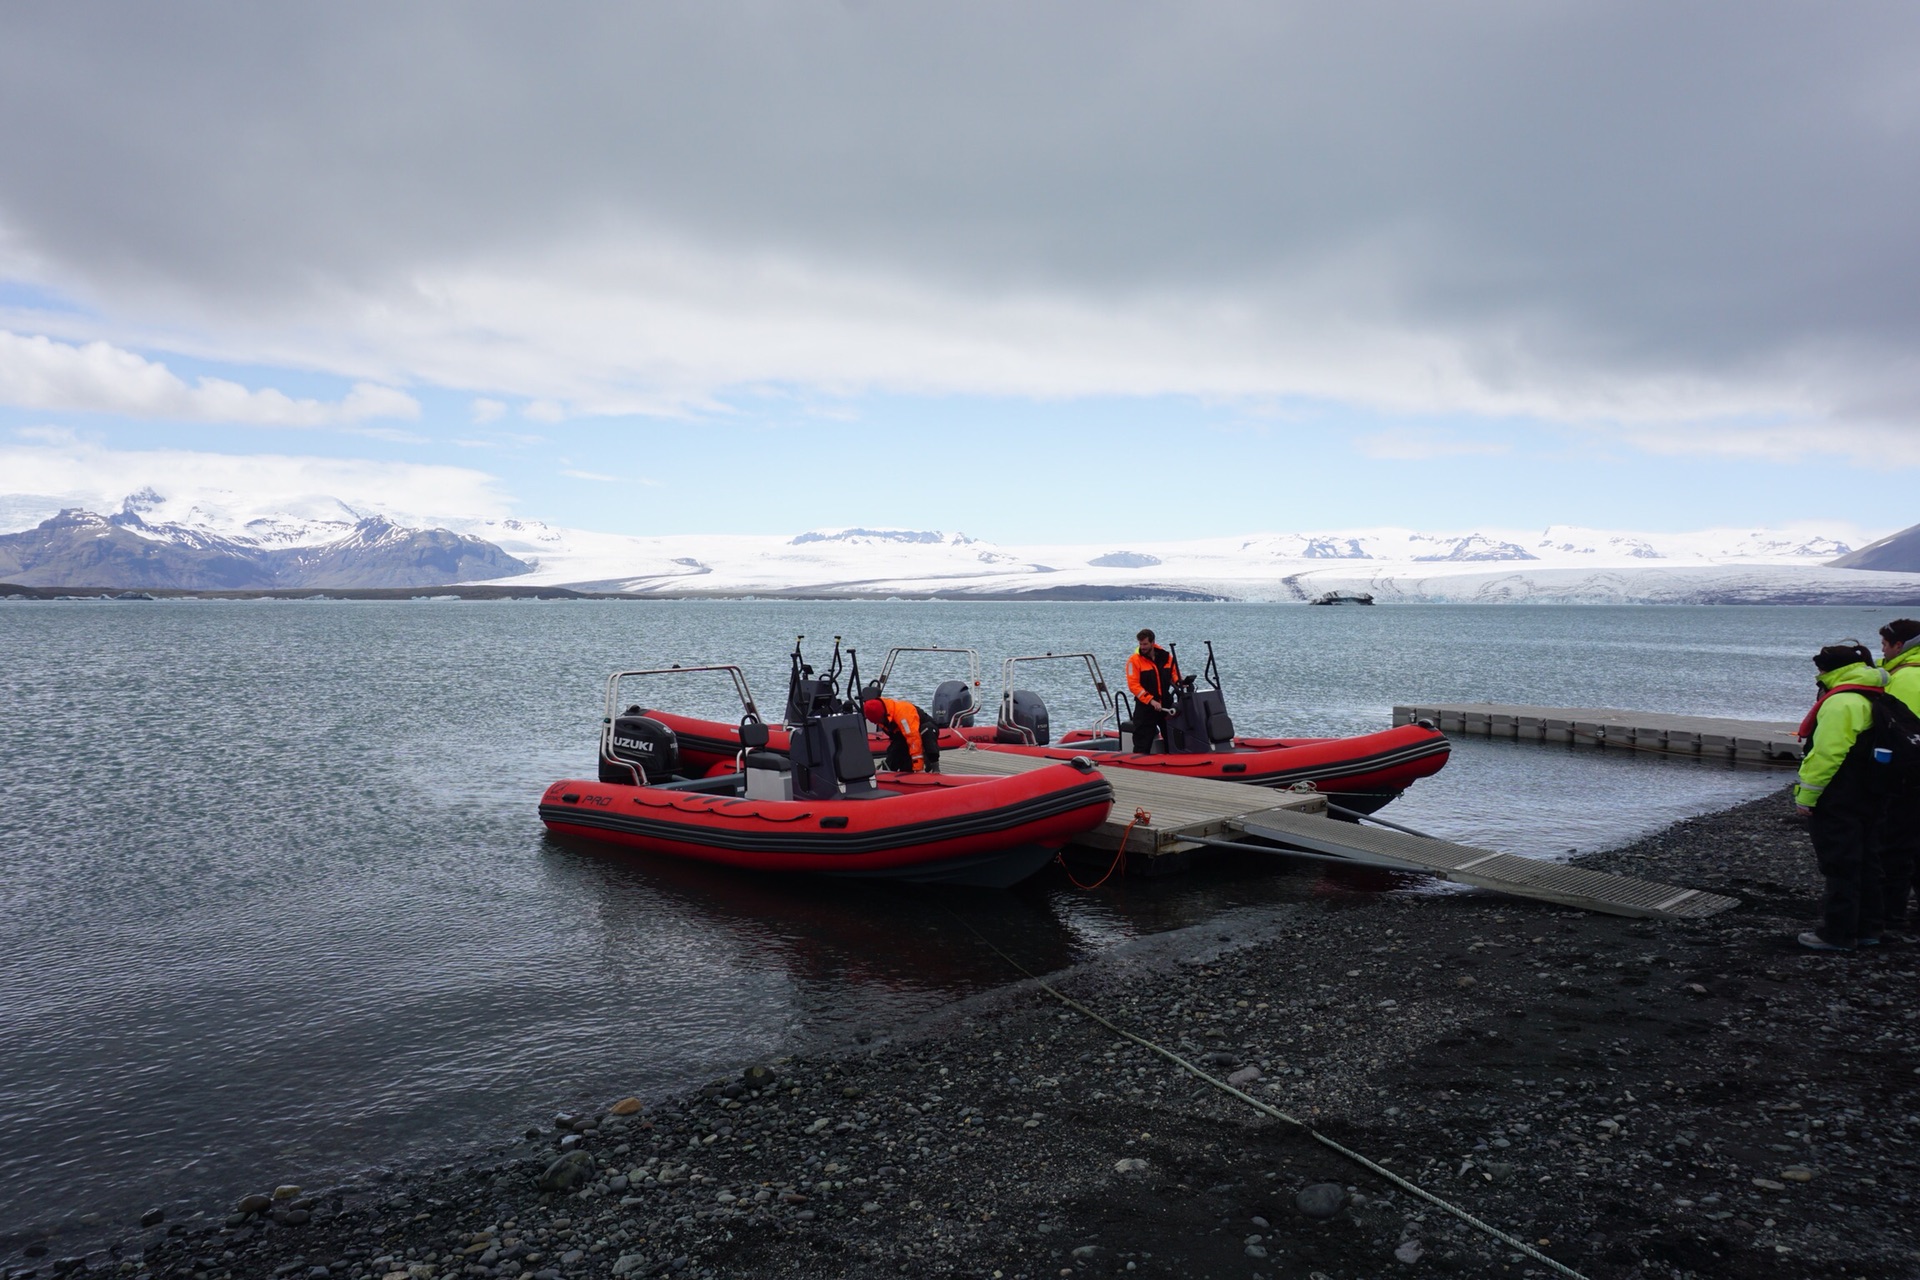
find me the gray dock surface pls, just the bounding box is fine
[1393,702,1802,765]
[944,745,1736,919]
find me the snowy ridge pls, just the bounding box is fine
[455,519,1920,603]
[3,489,1916,602]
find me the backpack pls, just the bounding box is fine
[1859,689,1920,786]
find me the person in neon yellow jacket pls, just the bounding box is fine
[1792,642,1889,952]
[1877,619,1920,932]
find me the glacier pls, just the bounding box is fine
[4,486,1918,603]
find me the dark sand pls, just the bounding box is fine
[25,792,1920,1280]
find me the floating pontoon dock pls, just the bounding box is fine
[1392,703,1802,765]
[940,745,1327,856]
[941,746,1738,919]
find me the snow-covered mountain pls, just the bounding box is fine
[4,487,1918,602]
[0,494,529,589]
[449,517,1920,604]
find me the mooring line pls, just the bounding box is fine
[952,915,1589,1280]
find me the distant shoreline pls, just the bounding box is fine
[0,583,1232,603]
[6,582,1919,605]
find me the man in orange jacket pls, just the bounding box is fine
[862,697,941,773]
[1126,628,1182,755]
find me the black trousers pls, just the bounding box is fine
[1133,704,1170,755]
[1808,771,1885,945]
[884,729,940,773]
[1878,787,1920,926]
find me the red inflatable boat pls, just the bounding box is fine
[907,645,1450,815]
[542,662,1112,887]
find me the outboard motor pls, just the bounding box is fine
[932,679,977,728]
[602,706,680,783]
[995,690,1051,745]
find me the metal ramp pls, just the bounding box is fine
[1230,808,1740,920]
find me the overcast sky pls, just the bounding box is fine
[1,2,1917,538]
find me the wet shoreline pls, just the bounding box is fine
[18,788,1920,1280]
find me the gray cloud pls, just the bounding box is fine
[1,2,1917,422]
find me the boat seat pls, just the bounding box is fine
[743,748,793,802]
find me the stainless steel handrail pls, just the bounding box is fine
[874,646,984,725]
[995,652,1115,744]
[599,663,763,784]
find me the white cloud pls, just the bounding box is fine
[0,330,419,427]
[2,5,1919,453]
[0,437,512,530]
[1356,429,1513,461]
[1606,423,1920,467]
[560,468,624,482]
[469,397,506,423]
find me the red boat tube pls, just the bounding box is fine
[986,722,1450,813]
[541,760,1112,888]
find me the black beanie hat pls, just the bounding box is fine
[1815,642,1873,673]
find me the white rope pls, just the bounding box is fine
[958,921,1590,1280]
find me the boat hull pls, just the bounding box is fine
[539,763,1112,888]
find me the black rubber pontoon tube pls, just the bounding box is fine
[951,916,1591,1280]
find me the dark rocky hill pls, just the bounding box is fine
[0,510,530,589]
[1828,520,1920,572]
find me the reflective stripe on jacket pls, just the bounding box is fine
[1126,645,1181,706]
[1795,661,1886,807]
[874,697,928,771]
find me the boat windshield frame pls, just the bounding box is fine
[872,646,983,697]
[601,664,763,765]
[997,652,1116,743]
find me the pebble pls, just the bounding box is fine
[536,1150,596,1193]
[1781,1166,1815,1182]
[1226,1066,1261,1086]
[1394,1238,1425,1264]
[140,1208,165,1227]
[1752,1177,1787,1192]
[236,1193,274,1215]
[1113,1158,1150,1174]
[273,1184,302,1201]
[609,1097,643,1116]
[1296,1183,1348,1220]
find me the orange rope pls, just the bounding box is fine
[1058,807,1150,890]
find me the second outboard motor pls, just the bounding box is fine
[602,707,680,783]
[995,690,1050,745]
[932,679,977,728]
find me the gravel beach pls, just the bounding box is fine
[20,790,1920,1280]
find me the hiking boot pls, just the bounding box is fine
[1797,931,1854,953]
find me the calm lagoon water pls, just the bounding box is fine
[0,599,1881,1249]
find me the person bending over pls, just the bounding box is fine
[862,697,940,773]
[1126,628,1182,755]
[1794,641,1890,952]
[1878,619,1920,933]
